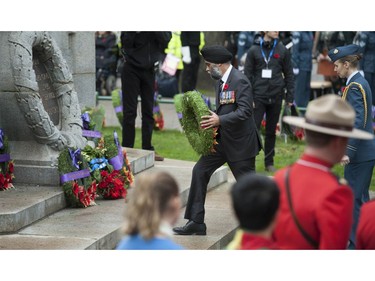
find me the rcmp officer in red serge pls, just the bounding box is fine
[328,44,375,249]
[273,94,373,249]
[173,45,262,235]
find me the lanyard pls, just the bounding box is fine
[260,38,277,68]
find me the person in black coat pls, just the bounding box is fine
[120,32,171,161]
[244,31,294,172]
[173,45,262,235]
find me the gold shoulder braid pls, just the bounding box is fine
[341,82,367,128]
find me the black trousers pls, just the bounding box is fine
[121,62,155,150]
[184,141,255,223]
[181,47,200,93]
[253,95,283,167]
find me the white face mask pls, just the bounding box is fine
[210,65,222,80]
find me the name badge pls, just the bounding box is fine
[262,69,272,79]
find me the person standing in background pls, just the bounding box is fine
[314,31,356,95]
[237,31,255,73]
[180,32,205,93]
[164,31,184,92]
[358,31,375,105]
[120,31,171,161]
[328,44,375,249]
[291,31,314,110]
[244,31,294,173]
[224,32,240,68]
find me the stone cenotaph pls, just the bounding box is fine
[0,31,95,185]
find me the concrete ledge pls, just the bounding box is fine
[0,147,154,234]
[125,147,154,174]
[0,185,66,233]
[0,159,229,249]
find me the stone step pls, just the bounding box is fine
[0,147,154,234]
[0,158,229,249]
[172,172,238,250]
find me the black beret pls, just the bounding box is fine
[200,45,233,64]
[328,44,360,62]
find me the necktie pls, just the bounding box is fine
[218,79,224,94]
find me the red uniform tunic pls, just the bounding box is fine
[273,154,354,249]
[356,200,375,249]
[241,232,278,250]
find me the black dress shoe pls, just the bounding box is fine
[173,220,207,235]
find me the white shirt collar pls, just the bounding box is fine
[346,70,359,85]
[221,65,233,85]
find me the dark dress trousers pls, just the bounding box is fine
[184,66,262,223]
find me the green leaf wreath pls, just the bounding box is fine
[80,132,134,200]
[181,90,218,155]
[57,148,97,208]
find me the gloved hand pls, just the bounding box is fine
[293,68,299,75]
[181,46,191,64]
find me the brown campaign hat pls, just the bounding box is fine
[283,94,373,140]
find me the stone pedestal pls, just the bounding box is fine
[0,31,95,186]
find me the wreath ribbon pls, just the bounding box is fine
[109,131,124,170]
[69,148,81,170]
[60,168,91,184]
[0,129,4,149]
[89,157,108,171]
[0,154,10,163]
[81,112,90,130]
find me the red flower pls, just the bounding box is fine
[274,54,280,59]
[223,83,229,91]
[8,162,14,173]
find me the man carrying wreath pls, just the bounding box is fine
[173,45,262,235]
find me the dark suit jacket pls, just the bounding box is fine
[215,66,262,162]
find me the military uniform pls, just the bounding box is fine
[328,44,375,248]
[341,72,375,248]
[291,32,314,108]
[273,154,354,249]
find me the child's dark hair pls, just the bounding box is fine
[231,173,280,231]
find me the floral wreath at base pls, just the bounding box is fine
[181,90,218,155]
[58,148,97,208]
[0,129,15,191]
[81,132,134,200]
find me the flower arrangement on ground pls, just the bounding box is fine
[181,90,218,155]
[0,129,14,191]
[153,91,164,130]
[57,147,97,208]
[81,131,134,200]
